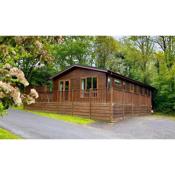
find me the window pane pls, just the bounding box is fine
[65,81,69,91]
[107,77,111,88]
[93,77,97,89]
[123,81,126,89]
[145,89,147,95]
[81,79,85,90]
[59,81,63,91]
[114,79,121,87]
[140,87,142,94]
[87,77,92,90]
[134,85,137,93]
[126,82,130,91]
[131,84,134,92]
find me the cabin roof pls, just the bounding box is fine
[50,65,155,90]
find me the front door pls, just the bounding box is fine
[59,80,70,101]
[65,80,70,101]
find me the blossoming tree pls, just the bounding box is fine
[0,64,38,115]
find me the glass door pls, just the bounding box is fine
[59,80,70,101]
[65,80,70,101]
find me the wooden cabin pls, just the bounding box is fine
[26,65,155,122]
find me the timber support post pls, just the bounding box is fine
[110,87,113,122]
[122,88,125,119]
[131,93,133,116]
[89,89,92,119]
[71,89,74,116]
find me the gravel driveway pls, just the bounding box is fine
[0,110,175,139]
[91,116,175,139]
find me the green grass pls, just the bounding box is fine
[0,128,21,139]
[26,110,95,124]
[153,112,175,121]
[12,105,24,110]
[25,110,95,124]
[13,106,95,124]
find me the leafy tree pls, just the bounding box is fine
[52,36,94,71]
[93,36,119,69]
[151,36,175,112]
[0,64,38,115]
[0,36,61,83]
[121,36,155,84]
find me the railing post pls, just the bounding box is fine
[71,89,74,116]
[89,89,91,119]
[57,90,58,102]
[146,95,148,113]
[122,88,125,119]
[131,92,133,116]
[110,87,113,122]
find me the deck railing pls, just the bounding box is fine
[37,89,111,103]
[36,88,151,108]
[29,88,152,120]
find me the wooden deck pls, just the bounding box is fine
[25,88,152,122]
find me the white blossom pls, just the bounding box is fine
[0,81,13,94]
[9,67,29,86]
[25,95,36,105]
[30,89,39,99]
[0,64,38,112]
[0,92,5,98]
[3,63,12,70]
[11,88,22,106]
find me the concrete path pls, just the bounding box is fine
[0,110,175,139]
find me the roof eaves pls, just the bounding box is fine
[107,70,155,90]
[49,64,156,90]
[49,64,108,80]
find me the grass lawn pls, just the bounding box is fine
[13,105,24,110]
[0,128,20,139]
[153,112,175,121]
[27,111,95,125]
[13,106,95,125]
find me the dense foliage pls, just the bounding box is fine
[1,36,175,113]
[0,64,38,115]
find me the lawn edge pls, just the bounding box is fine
[0,127,21,139]
[13,106,95,125]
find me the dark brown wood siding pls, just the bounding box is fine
[53,67,107,91]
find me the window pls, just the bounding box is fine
[81,79,85,90]
[134,85,140,94]
[139,87,142,94]
[147,89,150,96]
[130,84,134,92]
[87,77,92,90]
[134,85,137,93]
[65,81,69,91]
[81,77,97,97]
[81,79,86,97]
[114,79,122,90]
[59,81,64,91]
[93,77,97,89]
[144,88,147,95]
[107,77,112,88]
[125,82,130,91]
[142,87,145,95]
[114,79,121,86]
[140,87,145,95]
[81,77,97,91]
